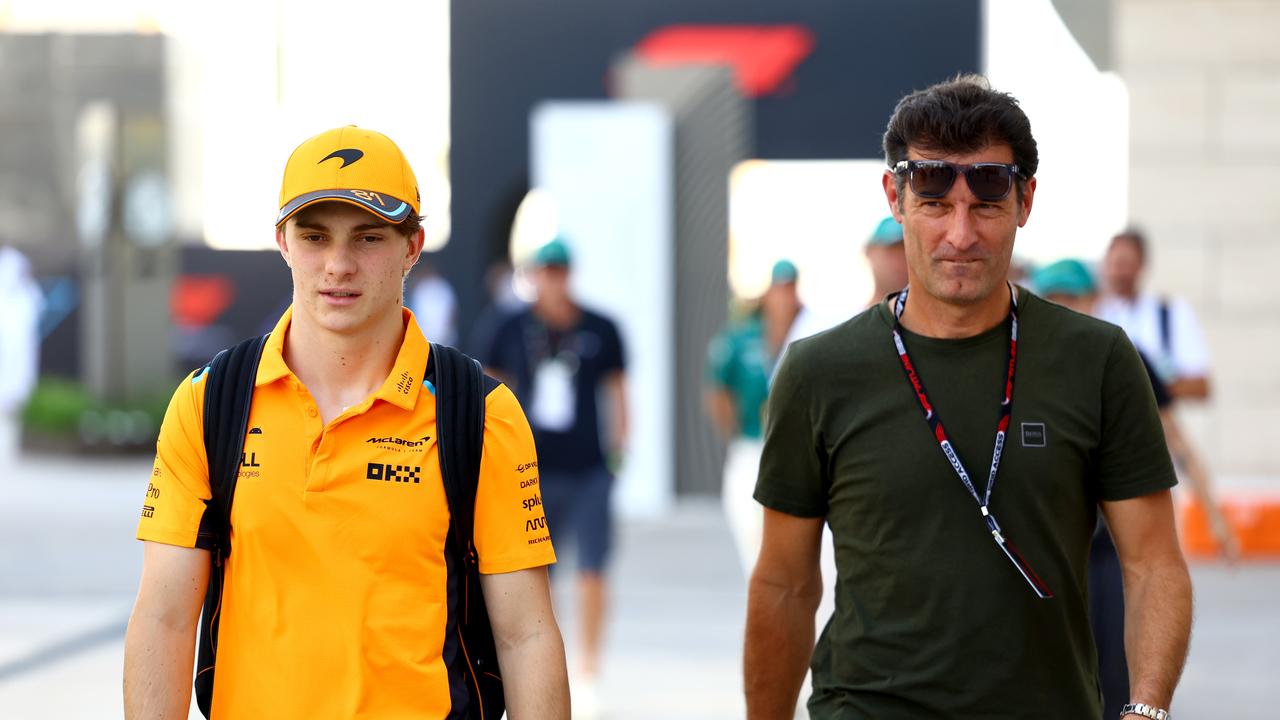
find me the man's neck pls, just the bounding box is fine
[898,284,1013,339]
[283,307,406,416]
[533,297,580,330]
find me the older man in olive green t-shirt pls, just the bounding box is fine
[743,76,1191,720]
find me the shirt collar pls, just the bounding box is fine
[255,308,296,387]
[255,306,431,412]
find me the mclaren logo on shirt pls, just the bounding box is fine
[366,435,431,451]
[366,434,430,447]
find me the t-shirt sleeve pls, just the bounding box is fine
[136,369,214,548]
[600,316,626,373]
[1096,329,1178,501]
[474,383,557,574]
[1170,298,1210,378]
[753,339,828,518]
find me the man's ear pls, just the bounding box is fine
[404,227,426,276]
[276,226,291,268]
[1017,176,1037,228]
[882,171,905,223]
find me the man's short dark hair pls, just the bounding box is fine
[1109,228,1147,261]
[883,74,1039,203]
[395,212,424,238]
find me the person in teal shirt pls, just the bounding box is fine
[705,260,802,576]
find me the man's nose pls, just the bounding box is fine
[325,242,358,276]
[940,186,980,251]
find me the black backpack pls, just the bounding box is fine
[192,334,506,719]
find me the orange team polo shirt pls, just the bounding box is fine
[136,307,555,719]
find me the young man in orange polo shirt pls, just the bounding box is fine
[123,126,570,719]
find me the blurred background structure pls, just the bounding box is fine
[2,0,1279,717]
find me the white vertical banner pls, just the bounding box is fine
[984,0,1130,265]
[530,101,675,519]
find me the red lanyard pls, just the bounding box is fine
[891,283,1053,599]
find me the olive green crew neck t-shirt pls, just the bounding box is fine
[755,288,1176,720]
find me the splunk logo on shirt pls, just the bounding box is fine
[367,462,423,484]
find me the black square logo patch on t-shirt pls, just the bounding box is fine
[1021,422,1046,448]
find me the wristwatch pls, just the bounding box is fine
[1120,702,1170,720]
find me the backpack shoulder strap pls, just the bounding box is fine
[430,343,490,551]
[196,333,269,553]
[192,333,267,719]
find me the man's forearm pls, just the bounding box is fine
[609,374,628,457]
[1122,551,1193,709]
[495,628,570,719]
[744,573,820,719]
[123,618,196,719]
[1168,377,1209,400]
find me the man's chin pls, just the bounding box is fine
[926,277,998,306]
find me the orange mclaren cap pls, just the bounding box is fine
[276,126,420,227]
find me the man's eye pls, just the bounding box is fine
[361,235,383,243]
[303,234,324,242]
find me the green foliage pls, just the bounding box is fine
[20,376,169,448]
[21,377,95,435]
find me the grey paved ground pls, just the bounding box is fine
[0,455,1277,719]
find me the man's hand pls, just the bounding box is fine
[1101,490,1193,712]
[124,541,210,719]
[744,508,824,719]
[480,566,569,719]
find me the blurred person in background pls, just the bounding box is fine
[1096,232,1233,548]
[745,75,1191,720]
[0,244,41,473]
[1033,257,1238,719]
[863,216,910,305]
[705,259,804,577]
[479,237,627,718]
[1098,229,1211,401]
[467,257,525,357]
[406,256,458,346]
[710,229,907,714]
[124,126,568,719]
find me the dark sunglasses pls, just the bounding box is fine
[892,160,1023,202]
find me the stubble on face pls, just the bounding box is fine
[896,145,1028,308]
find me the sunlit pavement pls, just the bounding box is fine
[1,455,1276,719]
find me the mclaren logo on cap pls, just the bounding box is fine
[319,149,364,168]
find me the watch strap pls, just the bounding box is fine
[1120,702,1169,720]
